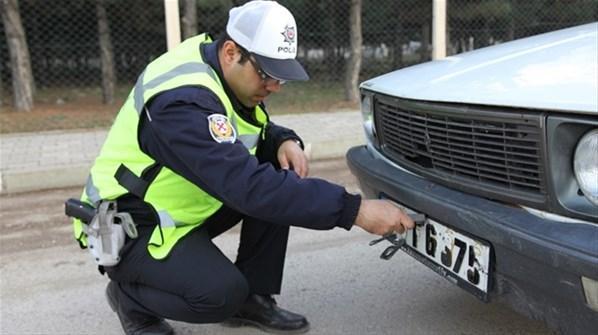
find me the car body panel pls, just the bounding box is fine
[361,23,598,114]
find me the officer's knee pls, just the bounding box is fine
[187,273,249,323]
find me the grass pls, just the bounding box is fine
[266,81,358,114]
[0,81,357,134]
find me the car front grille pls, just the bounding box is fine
[374,95,546,203]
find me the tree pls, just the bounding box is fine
[182,0,198,39]
[1,0,34,111]
[96,0,116,104]
[344,0,362,102]
[0,57,3,109]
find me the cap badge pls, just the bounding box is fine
[207,114,236,143]
[281,25,295,45]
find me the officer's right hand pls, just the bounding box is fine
[354,199,415,235]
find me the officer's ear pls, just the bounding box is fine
[220,40,241,66]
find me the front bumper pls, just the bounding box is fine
[347,145,598,334]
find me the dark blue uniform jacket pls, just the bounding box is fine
[120,39,360,231]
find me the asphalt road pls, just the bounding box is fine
[0,158,557,335]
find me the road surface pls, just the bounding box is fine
[0,158,556,334]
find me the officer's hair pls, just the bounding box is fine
[217,32,250,65]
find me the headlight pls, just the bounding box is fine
[573,129,598,206]
[360,93,377,145]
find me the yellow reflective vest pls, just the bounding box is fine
[74,34,268,259]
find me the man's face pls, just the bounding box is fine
[221,42,283,108]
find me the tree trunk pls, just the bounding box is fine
[324,1,337,80]
[96,0,116,104]
[508,2,516,42]
[392,24,404,70]
[1,0,34,111]
[344,0,362,102]
[0,57,4,109]
[420,23,430,62]
[182,0,197,40]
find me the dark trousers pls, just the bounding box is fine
[105,207,290,324]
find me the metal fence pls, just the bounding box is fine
[1,0,597,132]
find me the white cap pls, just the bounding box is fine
[226,1,309,81]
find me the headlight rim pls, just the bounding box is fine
[573,128,598,206]
[360,91,378,146]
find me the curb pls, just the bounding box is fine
[0,139,363,194]
[0,110,365,194]
[0,164,91,194]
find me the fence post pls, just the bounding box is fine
[164,0,181,50]
[432,0,447,60]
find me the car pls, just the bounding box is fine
[347,22,598,334]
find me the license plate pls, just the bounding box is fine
[392,202,492,301]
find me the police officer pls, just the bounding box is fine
[74,1,414,334]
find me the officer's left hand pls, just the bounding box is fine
[277,139,309,178]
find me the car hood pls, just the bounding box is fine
[361,22,598,114]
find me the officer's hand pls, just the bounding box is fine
[354,199,415,235]
[277,139,309,178]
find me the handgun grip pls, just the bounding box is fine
[65,198,96,224]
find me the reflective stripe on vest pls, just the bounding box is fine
[85,175,102,205]
[133,62,261,150]
[133,63,216,114]
[131,36,265,154]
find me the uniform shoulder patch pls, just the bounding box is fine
[207,114,236,143]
